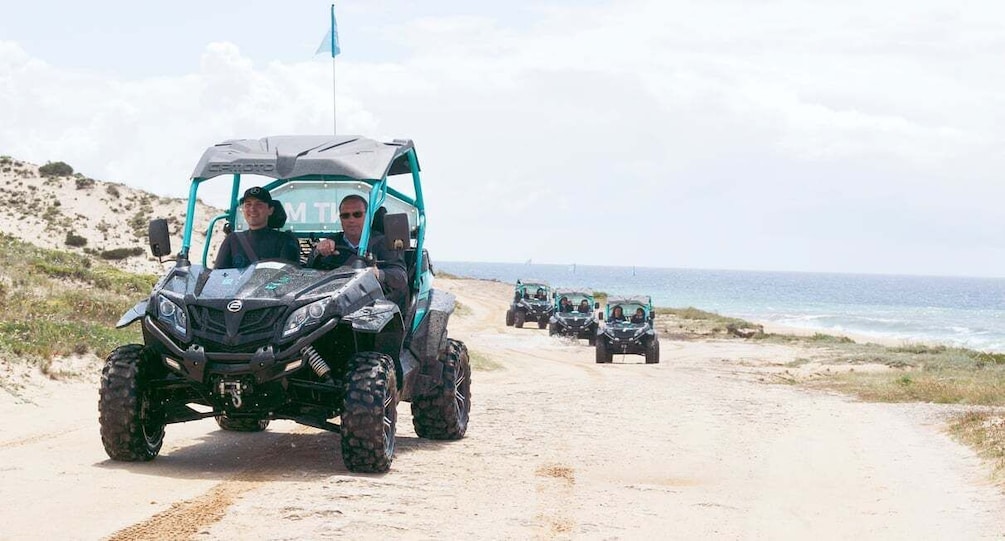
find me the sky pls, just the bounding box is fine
[1,0,1004,277]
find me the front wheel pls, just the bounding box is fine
[595,338,612,364]
[412,339,472,440]
[341,352,398,473]
[537,319,547,329]
[514,311,525,328]
[645,338,660,364]
[548,323,558,336]
[98,344,165,461]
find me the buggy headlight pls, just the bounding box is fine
[283,298,331,338]
[157,295,188,335]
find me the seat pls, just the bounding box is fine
[268,200,287,229]
[371,206,387,235]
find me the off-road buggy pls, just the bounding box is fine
[547,288,599,345]
[98,135,471,473]
[505,279,553,329]
[596,295,659,364]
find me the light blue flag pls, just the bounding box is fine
[315,4,341,57]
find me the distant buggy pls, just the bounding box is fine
[548,288,599,345]
[505,279,553,329]
[98,135,471,473]
[596,295,660,364]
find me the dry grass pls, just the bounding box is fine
[948,411,1005,481]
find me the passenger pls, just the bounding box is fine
[577,300,591,313]
[559,296,572,313]
[214,186,301,269]
[309,194,407,300]
[609,305,627,323]
[631,307,646,324]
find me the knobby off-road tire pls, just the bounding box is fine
[586,330,597,346]
[341,352,398,473]
[514,310,525,328]
[98,344,166,461]
[537,318,547,329]
[645,338,660,364]
[505,309,514,327]
[412,339,471,440]
[548,323,558,336]
[215,415,270,432]
[595,338,612,364]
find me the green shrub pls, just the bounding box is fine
[75,176,95,190]
[38,161,74,177]
[106,185,120,198]
[99,247,144,260]
[65,231,87,247]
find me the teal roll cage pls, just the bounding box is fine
[603,296,654,319]
[177,146,429,330]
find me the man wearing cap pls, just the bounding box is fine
[214,186,301,268]
[309,194,407,303]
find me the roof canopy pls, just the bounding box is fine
[607,295,652,306]
[554,288,594,296]
[190,135,417,181]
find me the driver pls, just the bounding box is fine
[535,288,547,300]
[214,186,301,268]
[609,305,627,322]
[577,300,591,313]
[631,307,646,324]
[559,296,573,313]
[309,194,407,302]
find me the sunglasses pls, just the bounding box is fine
[339,211,365,219]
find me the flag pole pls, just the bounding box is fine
[330,3,337,135]
[337,54,341,134]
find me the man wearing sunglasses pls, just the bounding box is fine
[309,195,407,300]
[214,186,301,268]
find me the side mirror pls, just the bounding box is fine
[594,302,599,309]
[383,212,410,251]
[148,218,171,258]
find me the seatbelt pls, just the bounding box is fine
[234,231,259,263]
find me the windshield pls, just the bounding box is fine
[517,283,550,300]
[607,302,647,322]
[555,294,593,313]
[234,179,418,235]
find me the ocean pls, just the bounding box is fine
[435,261,1005,353]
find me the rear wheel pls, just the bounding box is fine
[98,344,165,461]
[514,310,525,328]
[412,339,472,440]
[645,338,660,364]
[215,415,270,432]
[595,338,612,364]
[505,309,514,327]
[341,352,398,473]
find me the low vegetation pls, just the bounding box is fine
[0,234,154,376]
[663,305,1005,480]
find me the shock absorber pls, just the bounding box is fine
[301,345,332,381]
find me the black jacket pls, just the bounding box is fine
[214,228,301,269]
[308,232,407,296]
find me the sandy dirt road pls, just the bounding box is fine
[1,277,1003,540]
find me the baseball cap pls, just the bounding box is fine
[240,186,273,204]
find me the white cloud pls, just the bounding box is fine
[1,0,1003,276]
